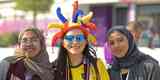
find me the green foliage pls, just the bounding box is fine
[15,0,54,27]
[15,0,54,13]
[0,32,19,47]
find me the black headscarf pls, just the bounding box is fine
[106,26,157,70]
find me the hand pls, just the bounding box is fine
[14,48,29,58]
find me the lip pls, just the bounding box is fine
[71,46,80,48]
[112,49,121,53]
[24,47,34,52]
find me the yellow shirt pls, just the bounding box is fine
[70,59,110,80]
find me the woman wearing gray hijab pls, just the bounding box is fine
[0,27,54,80]
[106,26,160,80]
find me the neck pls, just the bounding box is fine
[68,53,83,66]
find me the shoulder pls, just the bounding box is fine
[0,59,11,72]
[0,60,10,79]
[137,57,160,79]
[97,58,103,64]
[139,58,160,73]
[0,60,10,67]
[96,58,107,69]
[96,58,104,65]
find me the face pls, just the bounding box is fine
[63,29,87,55]
[20,31,41,58]
[108,31,129,58]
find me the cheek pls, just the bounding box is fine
[36,43,41,50]
[123,44,129,53]
[81,42,87,51]
[33,42,41,52]
[19,43,25,49]
[62,41,71,49]
[120,42,129,56]
[82,43,85,47]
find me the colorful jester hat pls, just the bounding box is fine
[48,1,97,47]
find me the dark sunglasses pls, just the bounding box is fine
[64,34,85,42]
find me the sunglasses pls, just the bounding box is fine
[64,34,85,42]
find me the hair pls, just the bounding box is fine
[127,21,144,32]
[54,37,100,80]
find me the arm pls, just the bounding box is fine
[0,60,10,80]
[144,61,160,80]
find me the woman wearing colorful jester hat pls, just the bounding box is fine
[49,1,110,80]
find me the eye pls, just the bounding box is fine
[117,36,126,43]
[21,38,27,43]
[109,41,114,46]
[118,38,123,42]
[76,34,85,42]
[65,35,74,42]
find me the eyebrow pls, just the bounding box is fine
[109,35,125,40]
[22,36,38,39]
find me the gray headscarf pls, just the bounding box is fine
[5,27,54,80]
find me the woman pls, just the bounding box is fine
[49,1,110,80]
[0,27,54,80]
[106,26,160,80]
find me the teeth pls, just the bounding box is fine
[72,46,79,48]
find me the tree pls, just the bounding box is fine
[15,0,54,27]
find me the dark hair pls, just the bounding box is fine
[54,43,100,80]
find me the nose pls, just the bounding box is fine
[24,40,34,46]
[72,39,79,43]
[113,42,119,48]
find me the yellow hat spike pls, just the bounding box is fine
[81,12,93,24]
[48,23,64,29]
[87,34,96,43]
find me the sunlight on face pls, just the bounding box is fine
[20,31,41,58]
[63,29,87,55]
[108,31,129,58]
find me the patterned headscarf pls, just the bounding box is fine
[6,27,54,80]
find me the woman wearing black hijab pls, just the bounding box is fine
[106,26,160,80]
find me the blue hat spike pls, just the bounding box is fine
[56,7,68,23]
[72,9,84,23]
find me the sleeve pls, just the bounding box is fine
[144,61,160,80]
[0,60,10,80]
[97,59,110,80]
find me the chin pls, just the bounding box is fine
[70,51,82,55]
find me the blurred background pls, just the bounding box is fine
[0,0,160,63]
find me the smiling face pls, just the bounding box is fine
[63,29,87,55]
[108,31,129,58]
[20,31,41,58]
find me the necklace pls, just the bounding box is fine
[120,69,129,80]
[66,57,90,80]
